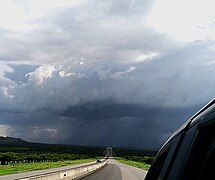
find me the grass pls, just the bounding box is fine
[0,158,96,176]
[116,157,151,171]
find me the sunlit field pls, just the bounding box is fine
[0,158,96,176]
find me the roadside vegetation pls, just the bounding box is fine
[0,152,92,165]
[0,158,96,176]
[0,137,103,176]
[116,156,154,170]
[0,137,156,175]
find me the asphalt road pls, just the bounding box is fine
[81,159,147,180]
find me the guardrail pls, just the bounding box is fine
[16,159,108,180]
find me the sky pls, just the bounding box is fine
[0,0,215,149]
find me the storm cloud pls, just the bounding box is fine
[0,0,215,149]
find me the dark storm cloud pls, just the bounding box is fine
[2,40,214,148]
[1,101,201,148]
[57,101,201,149]
[60,101,196,123]
[0,0,215,149]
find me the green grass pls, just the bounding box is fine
[0,158,96,176]
[117,157,151,170]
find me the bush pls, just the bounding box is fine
[124,155,154,164]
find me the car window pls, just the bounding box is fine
[145,147,169,180]
[181,120,215,180]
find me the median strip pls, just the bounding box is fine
[15,159,108,180]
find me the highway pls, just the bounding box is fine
[81,159,147,180]
[0,159,147,180]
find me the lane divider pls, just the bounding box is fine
[16,159,109,180]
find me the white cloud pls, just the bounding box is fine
[26,127,59,143]
[0,125,10,136]
[97,69,111,80]
[111,66,136,79]
[147,0,215,42]
[206,60,215,66]
[97,66,136,80]
[27,65,56,85]
[136,52,159,62]
[0,61,13,79]
[59,71,73,78]
[0,0,80,32]
[0,0,175,66]
[1,86,15,99]
[32,128,58,138]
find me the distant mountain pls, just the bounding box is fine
[0,136,27,145]
[0,136,157,157]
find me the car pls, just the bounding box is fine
[145,98,215,180]
[96,159,101,163]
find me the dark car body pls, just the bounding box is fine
[96,159,101,163]
[145,98,215,180]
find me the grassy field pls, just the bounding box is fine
[117,157,151,171]
[0,158,96,176]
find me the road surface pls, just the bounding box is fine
[81,159,147,180]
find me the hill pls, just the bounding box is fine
[0,136,157,157]
[0,136,27,145]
